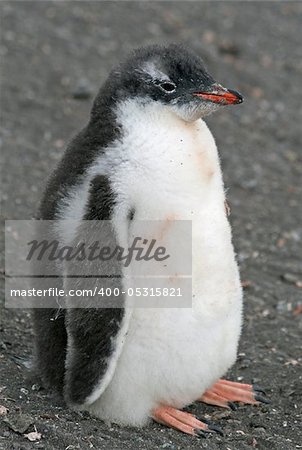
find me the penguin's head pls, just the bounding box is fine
[102,44,243,123]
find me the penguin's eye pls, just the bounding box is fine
[157,81,176,94]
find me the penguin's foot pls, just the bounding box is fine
[199,379,270,409]
[152,405,223,437]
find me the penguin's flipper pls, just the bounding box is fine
[64,307,127,406]
[152,406,222,437]
[199,379,270,408]
[63,175,132,407]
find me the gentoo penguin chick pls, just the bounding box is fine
[33,44,269,437]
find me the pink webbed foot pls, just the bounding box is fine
[199,379,270,410]
[152,405,223,437]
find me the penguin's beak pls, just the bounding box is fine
[193,84,243,105]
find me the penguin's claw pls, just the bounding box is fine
[228,401,238,411]
[152,405,221,437]
[199,417,224,436]
[252,384,267,395]
[254,393,271,404]
[207,423,224,436]
[194,428,210,438]
[199,379,270,408]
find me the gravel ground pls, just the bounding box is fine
[1,2,302,449]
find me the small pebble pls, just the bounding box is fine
[280,273,300,284]
[72,78,94,100]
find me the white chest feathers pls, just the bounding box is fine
[102,99,226,219]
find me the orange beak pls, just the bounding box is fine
[193,85,243,105]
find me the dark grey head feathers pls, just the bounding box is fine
[91,44,243,123]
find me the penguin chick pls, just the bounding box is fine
[33,44,269,438]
